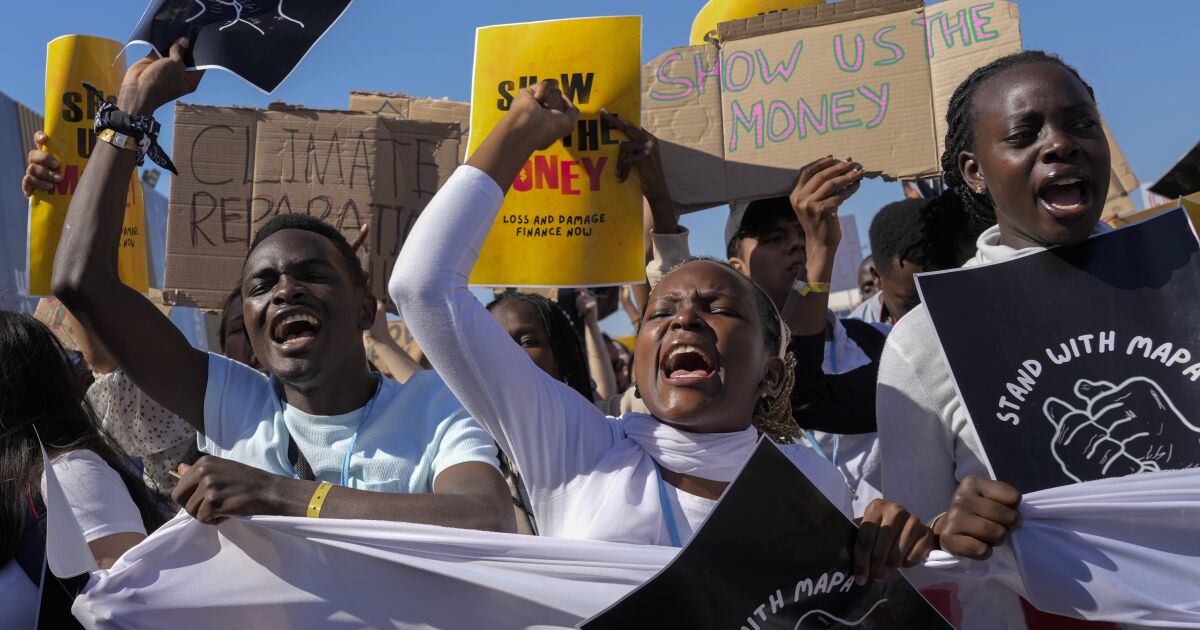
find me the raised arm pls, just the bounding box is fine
[576,290,618,400]
[779,158,863,336]
[51,39,207,428]
[390,81,617,500]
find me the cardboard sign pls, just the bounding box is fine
[350,91,471,163]
[129,0,353,93]
[918,208,1200,494]
[644,0,1022,206]
[583,439,951,629]
[467,16,645,288]
[27,35,149,296]
[162,102,459,309]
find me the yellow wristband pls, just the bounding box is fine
[98,128,138,151]
[307,482,333,518]
[794,280,831,297]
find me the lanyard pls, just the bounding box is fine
[340,376,383,487]
[802,430,840,468]
[286,375,382,487]
[655,467,683,548]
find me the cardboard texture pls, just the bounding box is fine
[644,0,1023,205]
[1101,119,1140,221]
[163,102,459,309]
[349,91,471,163]
[1108,193,1200,229]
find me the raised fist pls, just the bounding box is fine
[1043,377,1200,484]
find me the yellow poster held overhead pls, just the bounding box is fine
[27,35,148,296]
[467,16,643,287]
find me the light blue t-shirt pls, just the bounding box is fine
[200,354,498,493]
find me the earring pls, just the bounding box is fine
[975,183,986,194]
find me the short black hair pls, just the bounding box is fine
[869,199,929,271]
[249,214,368,293]
[726,197,795,259]
[941,50,1096,226]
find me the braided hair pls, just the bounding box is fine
[941,50,1096,226]
[487,292,594,402]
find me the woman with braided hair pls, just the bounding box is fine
[487,292,595,402]
[876,51,1117,628]
[391,79,1016,587]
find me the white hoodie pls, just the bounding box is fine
[876,222,1117,630]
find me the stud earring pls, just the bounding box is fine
[975,184,985,194]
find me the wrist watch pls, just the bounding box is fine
[793,279,831,297]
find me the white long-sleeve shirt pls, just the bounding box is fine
[389,165,851,545]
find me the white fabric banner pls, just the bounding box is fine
[72,514,674,629]
[71,470,1200,629]
[925,468,1200,628]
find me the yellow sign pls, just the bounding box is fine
[467,16,643,288]
[28,35,148,296]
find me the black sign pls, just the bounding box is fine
[129,0,353,93]
[580,439,950,630]
[918,208,1200,494]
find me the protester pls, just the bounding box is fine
[216,285,260,370]
[850,192,981,326]
[877,51,1116,628]
[606,107,887,513]
[604,332,633,392]
[389,80,1023,588]
[0,312,165,628]
[575,290,619,400]
[50,39,513,532]
[850,198,928,326]
[856,255,878,303]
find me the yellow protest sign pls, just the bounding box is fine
[27,35,148,296]
[467,16,643,287]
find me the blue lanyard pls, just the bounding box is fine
[655,467,683,548]
[802,430,840,468]
[340,376,383,487]
[285,375,382,487]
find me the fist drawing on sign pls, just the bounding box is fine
[1043,377,1200,484]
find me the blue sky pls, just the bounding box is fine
[3,1,1198,335]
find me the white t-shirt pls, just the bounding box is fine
[201,354,499,492]
[1,450,145,629]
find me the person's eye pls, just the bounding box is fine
[711,305,741,317]
[1004,129,1037,146]
[1073,117,1099,131]
[648,307,673,320]
[518,336,540,347]
[248,282,270,296]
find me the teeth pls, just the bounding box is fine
[1050,177,1081,186]
[668,345,700,358]
[273,313,320,339]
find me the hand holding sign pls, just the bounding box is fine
[1044,377,1200,484]
[509,79,580,151]
[789,157,864,256]
[118,37,204,116]
[22,131,60,197]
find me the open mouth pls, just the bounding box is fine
[270,312,322,347]
[1037,175,1091,220]
[660,344,718,385]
